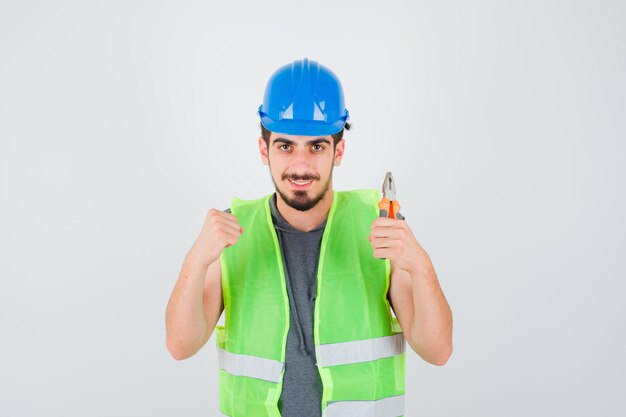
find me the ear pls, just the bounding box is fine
[258,136,269,166]
[333,138,345,166]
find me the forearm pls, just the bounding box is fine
[165,255,209,360]
[408,265,453,365]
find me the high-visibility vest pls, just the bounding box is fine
[216,189,406,417]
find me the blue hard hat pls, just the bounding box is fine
[258,58,349,136]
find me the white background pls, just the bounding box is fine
[1,0,625,416]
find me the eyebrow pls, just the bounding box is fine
[272,137,331,146]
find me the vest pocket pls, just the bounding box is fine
[391,316,402,334]
[215,325,226,349]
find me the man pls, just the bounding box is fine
[165,58,453,417]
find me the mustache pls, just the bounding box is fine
[282,173,320,181]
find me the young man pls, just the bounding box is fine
[165,58,453,417]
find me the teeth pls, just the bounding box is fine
[290,179,312,185]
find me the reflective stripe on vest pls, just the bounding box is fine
[326,394,405,417]
[217,334,404,381]
[216,347,284,383]
[317,333,405,367]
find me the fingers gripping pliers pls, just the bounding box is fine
[378,171,405,220]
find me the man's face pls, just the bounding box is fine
[258,132,345,211]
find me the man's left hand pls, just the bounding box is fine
[368,217,433,275]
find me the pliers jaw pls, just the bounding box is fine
[378,172,404,219]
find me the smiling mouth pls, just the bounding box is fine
[289,179,312,185]
[287,178,314,189]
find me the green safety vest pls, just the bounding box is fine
[216,189,406,417]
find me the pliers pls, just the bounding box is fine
[378,171,405,220]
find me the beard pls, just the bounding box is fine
[271,166,333,212]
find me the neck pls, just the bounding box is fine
[275,188,334,232]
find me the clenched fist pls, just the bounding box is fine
[187,209,243,267]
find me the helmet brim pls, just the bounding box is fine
[259,114,348,137]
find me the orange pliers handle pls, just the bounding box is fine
[378,198,401,219]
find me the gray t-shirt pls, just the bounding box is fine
[225,194,324,416]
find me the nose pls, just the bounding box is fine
[290,148,314,168]
[284,151,319,180]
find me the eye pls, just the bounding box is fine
[312,144,324,151]
[278,144,292,151]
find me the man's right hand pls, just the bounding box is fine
[187,209,243,267]
[166,209,238,360]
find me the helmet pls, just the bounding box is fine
[258,58,349,136]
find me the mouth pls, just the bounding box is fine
[287,178,314,190]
